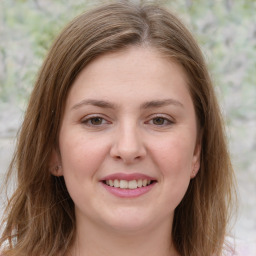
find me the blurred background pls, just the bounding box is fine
[0,0,255,254]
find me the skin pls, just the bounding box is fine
[51,46,201,256]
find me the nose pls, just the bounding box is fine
[110,122,146,164]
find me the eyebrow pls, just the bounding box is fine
[140,99,184,109]
[71,98,184,110]
[71,99,117,110]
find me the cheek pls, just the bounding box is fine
[150,136,194,204]
[152,136,195,173]
[59,130,110,177]
[58,131,111,208]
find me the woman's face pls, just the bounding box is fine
[53,46,201,233]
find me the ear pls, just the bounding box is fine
[49,149,63,176]
[190,139,201,179]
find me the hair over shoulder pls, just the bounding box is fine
[0,1,236,256]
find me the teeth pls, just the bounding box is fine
[114,179,119,187]
[109,180,114,187]
[128,180,137,189]
[105,179,152,189]
[120,180,128,189]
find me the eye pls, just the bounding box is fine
[152,117,167,125]
[89,117,104,125]
[146,115,174,126]
[81,116,109,126]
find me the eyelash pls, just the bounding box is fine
[81,115,110,127]
[146,115,174,126]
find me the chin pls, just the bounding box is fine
[101,207,158,233]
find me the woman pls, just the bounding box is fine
[0,1,236,255]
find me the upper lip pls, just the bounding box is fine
[100,173,157,181]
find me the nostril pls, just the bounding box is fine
[110,135,147,163]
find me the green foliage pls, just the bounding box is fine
[0,0,90,102]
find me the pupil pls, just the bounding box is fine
[153,117,164,125]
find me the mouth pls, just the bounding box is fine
[100,174,157,198]
[102,179,157,189]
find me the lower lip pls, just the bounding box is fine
[101,182,156,198]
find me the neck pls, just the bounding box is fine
[68,216,180,256]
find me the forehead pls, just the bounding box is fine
[64,46,194,113]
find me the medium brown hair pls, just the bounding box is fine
[0,1,236,255]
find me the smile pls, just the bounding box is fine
[100,173,157,198]
[103,179,155,189]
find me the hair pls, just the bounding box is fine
[0,1,236,255]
